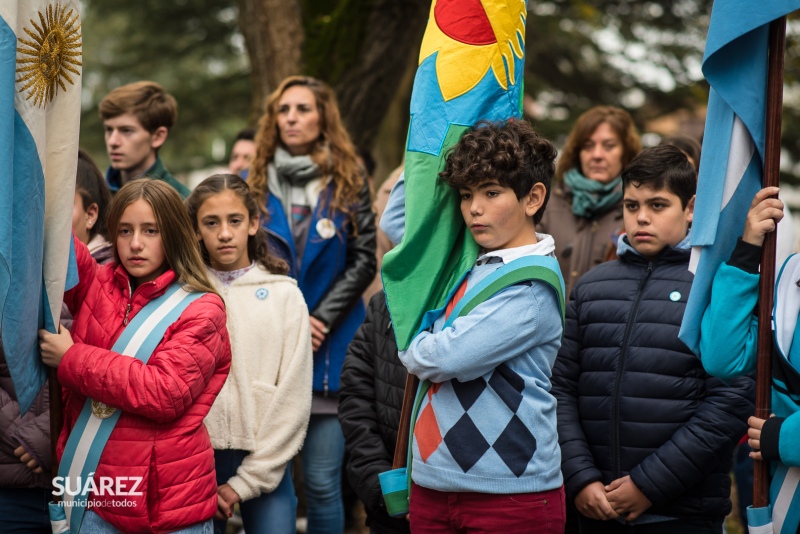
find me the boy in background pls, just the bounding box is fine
[99,80,190,198]
[552,145,754,533]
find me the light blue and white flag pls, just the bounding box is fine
[678,0,800,357]
[0,1,82,412]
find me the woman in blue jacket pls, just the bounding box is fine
[248,75,376,534]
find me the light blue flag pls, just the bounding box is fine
[678,0,800,357]
[0,2,82,412]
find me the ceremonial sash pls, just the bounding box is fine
[380,255,565,516]
[51,283,204,533]
[747,254,800,534]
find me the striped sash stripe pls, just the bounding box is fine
[57,284,203,533]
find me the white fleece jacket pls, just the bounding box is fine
[204,265,313,501]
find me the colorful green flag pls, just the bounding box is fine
[382,0,527,350]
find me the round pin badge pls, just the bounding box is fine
[316,218,336,240]
[669,291,681,302]
[256,288,269,300]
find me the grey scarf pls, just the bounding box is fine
[267,146,322,220]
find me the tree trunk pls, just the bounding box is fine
[333,0,430,149]
[237,0,304,119]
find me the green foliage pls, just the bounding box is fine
[80,0,251,175]
[302,0,373,85]
[524,0,713,144]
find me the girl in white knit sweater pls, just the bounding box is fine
[188,174,313,534]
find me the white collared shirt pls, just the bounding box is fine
[475,233,556,266]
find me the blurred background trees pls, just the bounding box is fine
[78,0,800,184]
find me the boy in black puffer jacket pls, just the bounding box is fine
[551,145,754,533]
[339,291,410,534]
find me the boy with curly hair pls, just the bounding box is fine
[382,119,566,533]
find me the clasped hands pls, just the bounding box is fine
[575,477,652,522]
[215,484,240,521]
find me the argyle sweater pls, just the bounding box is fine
[399,254,564,494]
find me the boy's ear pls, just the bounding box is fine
[525,183,547,218]
[685,194,696,224]
[150,126,169,150]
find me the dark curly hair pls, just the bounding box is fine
[186,174,289,275]
[439,119,557,225]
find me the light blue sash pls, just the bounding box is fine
[379,255,565,517]
[52,283,204,533]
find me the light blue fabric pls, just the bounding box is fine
[616,232,692,257]
[700,254,800,532]
[302,414,345,534]
[380,173,405,247]
[679,0,800,356]
[79,511,212,534]
[399,256,563,494]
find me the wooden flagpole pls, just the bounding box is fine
[392,374,418,469]
[754,15,786,509]
[49,365,63,500]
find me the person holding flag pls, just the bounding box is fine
[678,1,800,532]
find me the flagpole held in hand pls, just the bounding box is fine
[753,15,786,511]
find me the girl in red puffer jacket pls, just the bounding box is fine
[39,179,232,534]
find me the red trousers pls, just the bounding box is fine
[409,483,566,533]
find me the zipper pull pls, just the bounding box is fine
[123,302,132,325]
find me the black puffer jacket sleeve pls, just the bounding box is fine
[339,292,409,534]
[630,375,754,504]
[552,291,603,498]
[312,182,377,330]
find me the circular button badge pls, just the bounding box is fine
[669,291,681,302]
[316,218,336,239]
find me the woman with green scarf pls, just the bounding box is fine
[538,105,641,298]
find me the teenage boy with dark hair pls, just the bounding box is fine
[99,80,190,198]
[381,119,566,533]
[551,145,754,533]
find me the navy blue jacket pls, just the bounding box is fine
[551,238,754,519]
[263,183,376,393]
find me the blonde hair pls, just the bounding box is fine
[107,179,218,296]
[249,76,363,216]
[555,106,641,181]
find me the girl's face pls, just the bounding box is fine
[276,86,322,156]
[72,192,98,245]
[116,199,168,285]
[195,190,258,272]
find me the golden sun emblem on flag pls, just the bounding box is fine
[16,3,82,108]
[419,0,526,102]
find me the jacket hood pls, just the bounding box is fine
[616,231,691,263]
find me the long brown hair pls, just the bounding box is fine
[107,179,218,296]
[186,174,289,275]
[555,106,641,181]
[249,76,363,216]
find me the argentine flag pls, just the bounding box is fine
[679,0,800,357]
[0,1,82,413]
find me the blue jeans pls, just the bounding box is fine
[0,487,51,533]
[213,449,297,534]
[80,510,212,533]
[302,414,346,534]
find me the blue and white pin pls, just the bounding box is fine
[669,291,681,302]
[256,288,269,300]
[316,218,336,239]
